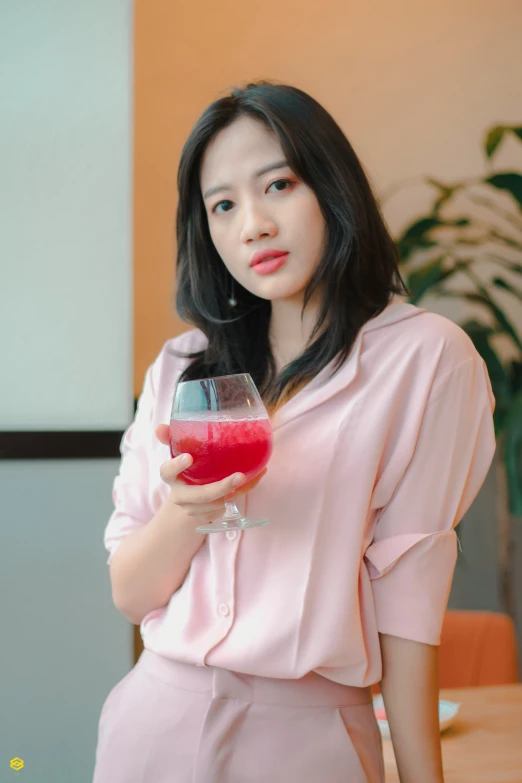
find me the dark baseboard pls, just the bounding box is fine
[0,400,138,460]
[0,430,124,460]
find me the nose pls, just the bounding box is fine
[239,201,278,244]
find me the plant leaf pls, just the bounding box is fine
[439,288,522,353]
[492,277,522,301]
[405,256,456,304]
[425,178,456,214]
[503,391,522,516]
[511,361,522,394]
[490,232,522,252]
[397,216,470,262]
[463,270,522,353]
[511,127,522,144]
[494,261,522,275]
[485,173,522,209]
[485,126,506,158]
[396,217,442,261]
[479,295,522,352]
[460,319,512,433]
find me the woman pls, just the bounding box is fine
[93,82,496,782]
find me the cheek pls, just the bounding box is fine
[207,219,222,247]
[295,200,326,261]
[308,203,327,242]
[289,190,325,234]
[208,222,243,279]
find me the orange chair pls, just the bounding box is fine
[438,610,519,688]
[372,610,519,694]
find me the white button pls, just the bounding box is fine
[218,603,230,617]
[226,530,238,541]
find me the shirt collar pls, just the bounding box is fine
[271,298,425,431]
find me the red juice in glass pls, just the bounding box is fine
[169,414,273,485]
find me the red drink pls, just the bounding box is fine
[169,415,272,485]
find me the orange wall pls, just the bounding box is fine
[133,0,522,395]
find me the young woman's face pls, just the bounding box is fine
[200,116,326,305]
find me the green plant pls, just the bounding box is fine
[389,125,522,619]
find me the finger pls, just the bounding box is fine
[174,471,246,506]
[160,453,193,484]
[178,501,228,518]
[234,468,268,497]
[155,424,171,445]
[177,468,267,505]
[195,510,222,525]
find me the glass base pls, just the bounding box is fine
[196,517,269,534]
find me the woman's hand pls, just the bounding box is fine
[155,424,267,525]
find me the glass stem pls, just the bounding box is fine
[223,492,241,526]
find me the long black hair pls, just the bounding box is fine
[175,81,408,406]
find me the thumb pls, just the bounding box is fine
[155,423,171,446]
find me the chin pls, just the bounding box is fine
[248,277,309,303]
[254,288,305,304]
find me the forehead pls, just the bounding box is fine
[200,116,286,188]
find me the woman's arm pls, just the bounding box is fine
[110,427,267,625]
[379,633,444,783]
[109,497,205,625]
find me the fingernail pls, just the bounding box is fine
[232,474,244,487]
[180,454,191,467]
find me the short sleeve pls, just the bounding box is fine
[364,356,496,645]
[103,365,156,565]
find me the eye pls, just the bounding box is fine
[267,178,294,193]
[212,199,234,215]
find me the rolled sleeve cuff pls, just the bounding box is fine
[364,530,458,645]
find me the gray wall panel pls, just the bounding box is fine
[0,459,132,783]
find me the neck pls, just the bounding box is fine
[269,291,322,374]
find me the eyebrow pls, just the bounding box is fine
[202,159,289,200]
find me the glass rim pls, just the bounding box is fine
[176,373,253,385]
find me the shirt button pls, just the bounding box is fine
[226,530,238,541]
[218,603,230,617]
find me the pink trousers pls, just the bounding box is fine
[92,649,384,782]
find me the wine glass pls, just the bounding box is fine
[169,374,273,534]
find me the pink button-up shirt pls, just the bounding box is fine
[104,298,496,686]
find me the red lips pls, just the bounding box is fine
[249,249,289,267]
